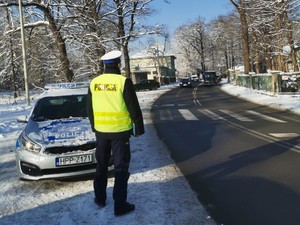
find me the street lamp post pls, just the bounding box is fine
[18,0,30,105]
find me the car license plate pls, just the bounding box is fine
[55,154,93,166]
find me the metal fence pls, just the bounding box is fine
[233,72,300,94]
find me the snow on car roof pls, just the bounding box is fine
[44,82,89,90]
[40,82,89,98]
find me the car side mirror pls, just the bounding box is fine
[17,115,28,123]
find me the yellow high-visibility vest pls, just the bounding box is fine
[90,74,133,132]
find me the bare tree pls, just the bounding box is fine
[60,0,107,79]
[230,0,299,73]
[0,1,75,82]
[105,0,155,77]
[0,0,163,87]
[280,0,299,71]
[172,18,208,75]
[0,6,24,93]
[208,13,242,72]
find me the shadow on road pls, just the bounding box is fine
[186,137,300,225]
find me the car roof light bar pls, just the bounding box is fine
[44,82,90,90]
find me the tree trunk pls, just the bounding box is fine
[200,37,205,71]
[240,5,250,74]
[42,6,74,81]
[90,0,105,75]
[118,13,131,78]
[122,45,131,78]
[6,8,18,97]
[230,0,250,74]
[284,11,299,72]
[224,49,229,70]
[114,0,130,78]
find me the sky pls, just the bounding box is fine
[1,80,299,225]
[148,0,234,35]
[132,0,234,53]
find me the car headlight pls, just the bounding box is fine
[17,133,42,153]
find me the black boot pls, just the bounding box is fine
[94,197,106,208]
[114,202,135,216]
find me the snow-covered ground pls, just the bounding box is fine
[220,82,300,115]
[0,81,299,225]
[0,84,214,225]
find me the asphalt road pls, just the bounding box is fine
[152,84,300,225]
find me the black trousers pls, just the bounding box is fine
[93,132,131,207]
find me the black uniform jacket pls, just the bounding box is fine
[87,68,145,140]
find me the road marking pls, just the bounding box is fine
[269,133,299,138]
[281,115,300,123]
[160,104,175,107]
[159,109,173,120]
[178,109,198,120]
[157,108,300,153]
[219,109,254,122]
[220,116,300,153]
[192,87,198,99]
[198,109,226,121]
[246,110,287,123]
[178,104,191,107]
[193,99,202,106]
[157,104,192,107]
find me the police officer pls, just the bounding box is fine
[87,50,144,216]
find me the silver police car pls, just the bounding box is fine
[16,82,99,180]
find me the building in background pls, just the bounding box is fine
[295,44,300,70]
[130,46,176,84]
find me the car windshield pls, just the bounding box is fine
[203,72,216,78]
[32,95,87,121]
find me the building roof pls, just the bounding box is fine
[131,47,176,59]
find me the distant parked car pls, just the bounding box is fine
[190,75,199,82]
[202,71,218,86]
[179,77,192,87]
[134,80,160,91]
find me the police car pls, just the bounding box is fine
[16,82,103,180]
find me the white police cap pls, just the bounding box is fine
[101,50,122,64]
